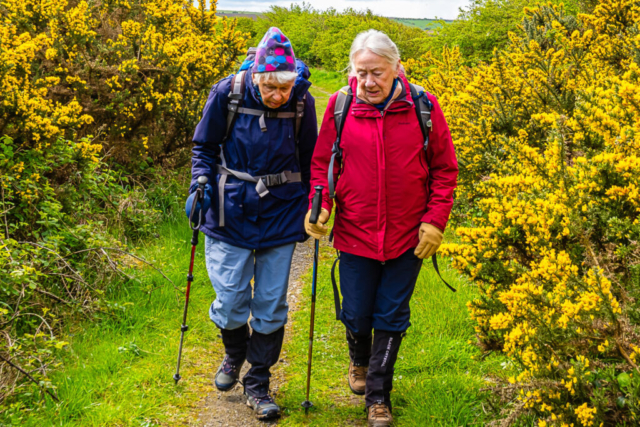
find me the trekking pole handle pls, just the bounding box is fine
[309,185,324,225]
[189,176,209,231]
[197,175,208,187]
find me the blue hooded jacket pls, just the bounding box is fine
[190,59,318,250]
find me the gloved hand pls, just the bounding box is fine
[414,222,444,259]
[304,208,330,239]
[185,183,213,220]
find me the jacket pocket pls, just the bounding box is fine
[260,182,306,238]
[218,183,245,232]
[267,182,306,200]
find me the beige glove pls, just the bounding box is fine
[414,223,444,259]
[304,208,330,239]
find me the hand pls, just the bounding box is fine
[414,223,443,259]
[304,208,330,239]
[185,183,213,220]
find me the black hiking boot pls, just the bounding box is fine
[365,330,405,407]
[214,355,242,391]
[245,392,281,420]
[214,324,249,391]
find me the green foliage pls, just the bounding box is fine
[391,18,451,30]
[426,0,586,66]
[0,217,217,425]
[253,3,430,71]
[0,132,183,405]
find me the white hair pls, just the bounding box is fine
[349,29,401,74]
[252,71,298,85]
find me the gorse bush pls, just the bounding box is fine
[251,3,430,71]
[1,0,246,166]
[426,0,586,66]
[406,1,640,425]
[0,0,246,408]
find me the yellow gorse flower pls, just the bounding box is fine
[407,1,640,425]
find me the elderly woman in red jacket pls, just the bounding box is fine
[305,29,458,426]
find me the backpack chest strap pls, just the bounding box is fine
[237,107,297,132]
[216,165,301,198]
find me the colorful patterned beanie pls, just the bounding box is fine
[252,27,296,73]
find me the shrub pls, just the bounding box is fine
[0,133,161,403]
[0,0,246,407]
[425,0,586,66]
[407,1,640,425]
[253,4,430,71]
[0,0,247,167]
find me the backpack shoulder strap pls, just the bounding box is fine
[224,70,246,142]
[409,83,433,152]
[333,86,352,142]
[292,93,306,166]
[294,93,305,141]
[328,85,353,199]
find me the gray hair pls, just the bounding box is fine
[349,30,401,74]
[252,71,298,85]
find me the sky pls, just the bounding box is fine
[216,0,472,20]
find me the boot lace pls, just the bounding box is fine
[351,364,367,382]
[254,394,275,406]
[221,356,237,375]
[370,403,391,420]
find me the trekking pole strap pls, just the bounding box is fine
[330,250,342,320]
[328,149,339,199]
[431,254,457,292]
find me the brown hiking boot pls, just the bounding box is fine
[367,402,393,426]
[348,361,368,395]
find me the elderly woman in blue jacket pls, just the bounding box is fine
[189,27,317,420]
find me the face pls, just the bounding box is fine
[353,49,400,104]
[253,75,295,109]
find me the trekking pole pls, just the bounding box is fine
[302,185,324,414]
[173,175,208,384]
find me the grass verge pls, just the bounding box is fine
[1,217,219,426]
[276,245,507,426]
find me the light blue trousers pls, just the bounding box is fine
[205,236,296,335]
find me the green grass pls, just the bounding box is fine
[276,246,506,426]
[1,217,221,426]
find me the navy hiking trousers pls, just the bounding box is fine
[338,248,423,335]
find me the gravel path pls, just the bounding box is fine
[196,239,315,426]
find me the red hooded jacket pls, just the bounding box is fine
[309,74,458,262]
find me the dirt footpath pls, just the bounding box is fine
[196,239,314,426]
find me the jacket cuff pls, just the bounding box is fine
[420,213,446,233]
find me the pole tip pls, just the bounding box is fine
[301,400,313,414]
[197,176,208,185]
[173,373,181,384]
